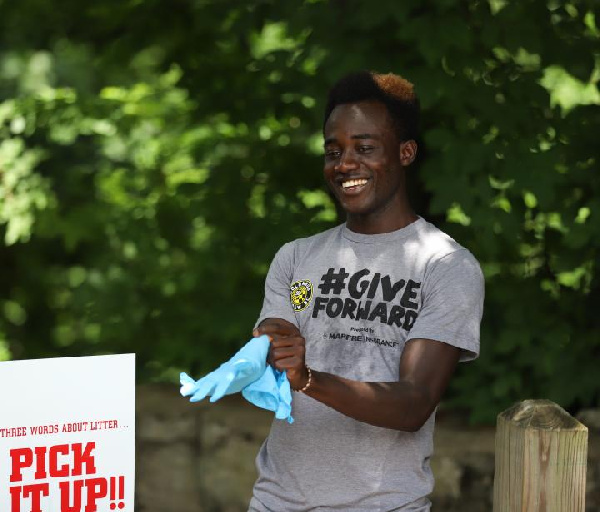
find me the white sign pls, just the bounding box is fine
[0,354,135,512]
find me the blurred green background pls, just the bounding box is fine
[0,0,598,423]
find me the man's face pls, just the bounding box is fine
[323,101,410,220]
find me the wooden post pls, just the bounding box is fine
[493,399,588,512]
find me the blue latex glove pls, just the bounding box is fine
[180,335,270,402]
[243,367,293,423]
[180,335,293,423]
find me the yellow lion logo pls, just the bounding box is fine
[290,280,313,312]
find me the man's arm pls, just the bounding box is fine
[255,318,461,432]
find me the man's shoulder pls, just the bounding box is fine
[272,224,343,265]
[282,224,343,252]
[412,218,479,267]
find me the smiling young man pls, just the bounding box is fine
[249,71,485,512]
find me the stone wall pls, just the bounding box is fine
[136,385,600,512]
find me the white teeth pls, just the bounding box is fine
[341,179,368,189]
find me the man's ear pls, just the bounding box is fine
[399,140,418,166]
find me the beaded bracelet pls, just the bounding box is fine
[293,366,312,393]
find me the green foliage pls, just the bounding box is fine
[0,0,598,421]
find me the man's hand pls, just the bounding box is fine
[253,318,309,391]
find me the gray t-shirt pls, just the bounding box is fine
[249,218,484,512]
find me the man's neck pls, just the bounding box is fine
[345,209,418,235]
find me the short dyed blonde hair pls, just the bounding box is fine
[323,70,420,141]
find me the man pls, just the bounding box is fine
[249,71,484,512]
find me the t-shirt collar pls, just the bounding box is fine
[341,216,424,244]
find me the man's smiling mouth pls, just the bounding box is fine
[341,178,369,191]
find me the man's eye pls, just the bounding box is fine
[357,145,374,153]
[324,150,341,158]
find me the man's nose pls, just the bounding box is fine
[335,151,359,172]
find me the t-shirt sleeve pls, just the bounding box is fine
[255,242,299,329]
[407,249,485,362]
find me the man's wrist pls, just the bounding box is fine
[292,366,312,393]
